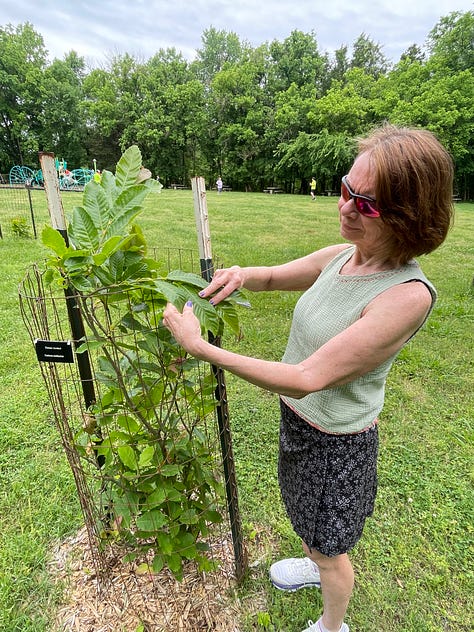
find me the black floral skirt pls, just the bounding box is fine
[278,399,379,557]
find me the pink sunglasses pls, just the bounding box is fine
[341,176,380,218]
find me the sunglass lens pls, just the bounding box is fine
[358,199,379,217]
[341,181,350,202]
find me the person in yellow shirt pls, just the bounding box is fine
[310,176,317,200]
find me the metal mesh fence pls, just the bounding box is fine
[18,250,246,631]
[0,185,50,239]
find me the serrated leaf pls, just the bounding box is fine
[92,235,128,265]
[166,270,208,289]
[157,532,174,555]
[103,205,144,242]
[215,302,241,336]
[152,280,189,305]
[151,554,164,574]
[68,206,99,251]
[190,296,220,335]
[167,553,183,579]
[180,509,199,524]
[115,145,142,190]
[98,170,117,203]
[138,445,155,467]
[83,182,112,234]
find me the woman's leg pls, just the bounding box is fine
[303,542,353,632]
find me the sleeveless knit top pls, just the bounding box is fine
[281,245,437,434]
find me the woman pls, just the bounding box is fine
[163,124,454,632]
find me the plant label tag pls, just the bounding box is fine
[34,339,74,363]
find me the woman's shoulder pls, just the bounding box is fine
[315,243,353,268]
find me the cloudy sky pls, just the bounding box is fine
[3,0,473,67]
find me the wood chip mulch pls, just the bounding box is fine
[49,526,244,632]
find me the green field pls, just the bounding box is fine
[0,188,472,631]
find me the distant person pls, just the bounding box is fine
[216,176,223,194]
[93,170,102,184]
[163,124,454,632]
[310,177,317,200]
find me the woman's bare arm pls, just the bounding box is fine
[163,280,432,397]
[199,244,350,304]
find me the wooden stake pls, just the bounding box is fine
[191,177,247,581]
[39,152,96,410]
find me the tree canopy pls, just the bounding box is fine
[0,12,472,198]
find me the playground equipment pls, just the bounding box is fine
[9,165,36,186]
[8,163,94,190]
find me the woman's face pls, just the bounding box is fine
[338,152,392,251]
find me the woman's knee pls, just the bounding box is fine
[302,541,348,569]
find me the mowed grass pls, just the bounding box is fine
[0,187,472,631]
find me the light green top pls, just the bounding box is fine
[281,245,437,434]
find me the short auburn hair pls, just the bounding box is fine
[358,124,454,263]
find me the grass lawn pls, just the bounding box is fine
[0,188,472,631]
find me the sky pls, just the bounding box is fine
[2,0,473,68]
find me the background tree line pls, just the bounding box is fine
[0,11,472,198]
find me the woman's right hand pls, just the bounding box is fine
[199,265,245,305]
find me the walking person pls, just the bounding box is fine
[310,176,317,200]
[216,176,223,194]
[163,124,454,632]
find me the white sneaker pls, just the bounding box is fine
[302,619,349,632]
[269,557,321,591]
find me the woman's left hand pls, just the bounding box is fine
[162,301,203,355]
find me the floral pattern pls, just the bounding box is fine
[278,399,378,557]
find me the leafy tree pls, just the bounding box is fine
[351,33,390,78]
[427,10,474,73]
[38,52,88,168]
[0,22,47,171]
[266,30,328,96]
[206,58,268,189]
[125,50,207,185]
[276,130,355,193]
[193,27,248,86]
[400,44,426,64]
[328,45,350,86]
[307,68,377,136]
[82,53,144,171]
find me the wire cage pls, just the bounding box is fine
[18,248,246,631]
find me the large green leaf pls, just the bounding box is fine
[152,280,189,306]
[188,295,220,335]
[92,235,130,266]
[166,270,208,289]
[83,182,112,234]
[68,205,99,251]
[99,170,118,207]
[41,225,68,256]
[103,205,144,242]
[115,145,142,191]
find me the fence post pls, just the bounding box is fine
[192,176,247,581]
[39,152,96,411]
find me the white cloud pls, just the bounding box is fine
[2,0,472,65]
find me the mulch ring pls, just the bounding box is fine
[49,526,245,632]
